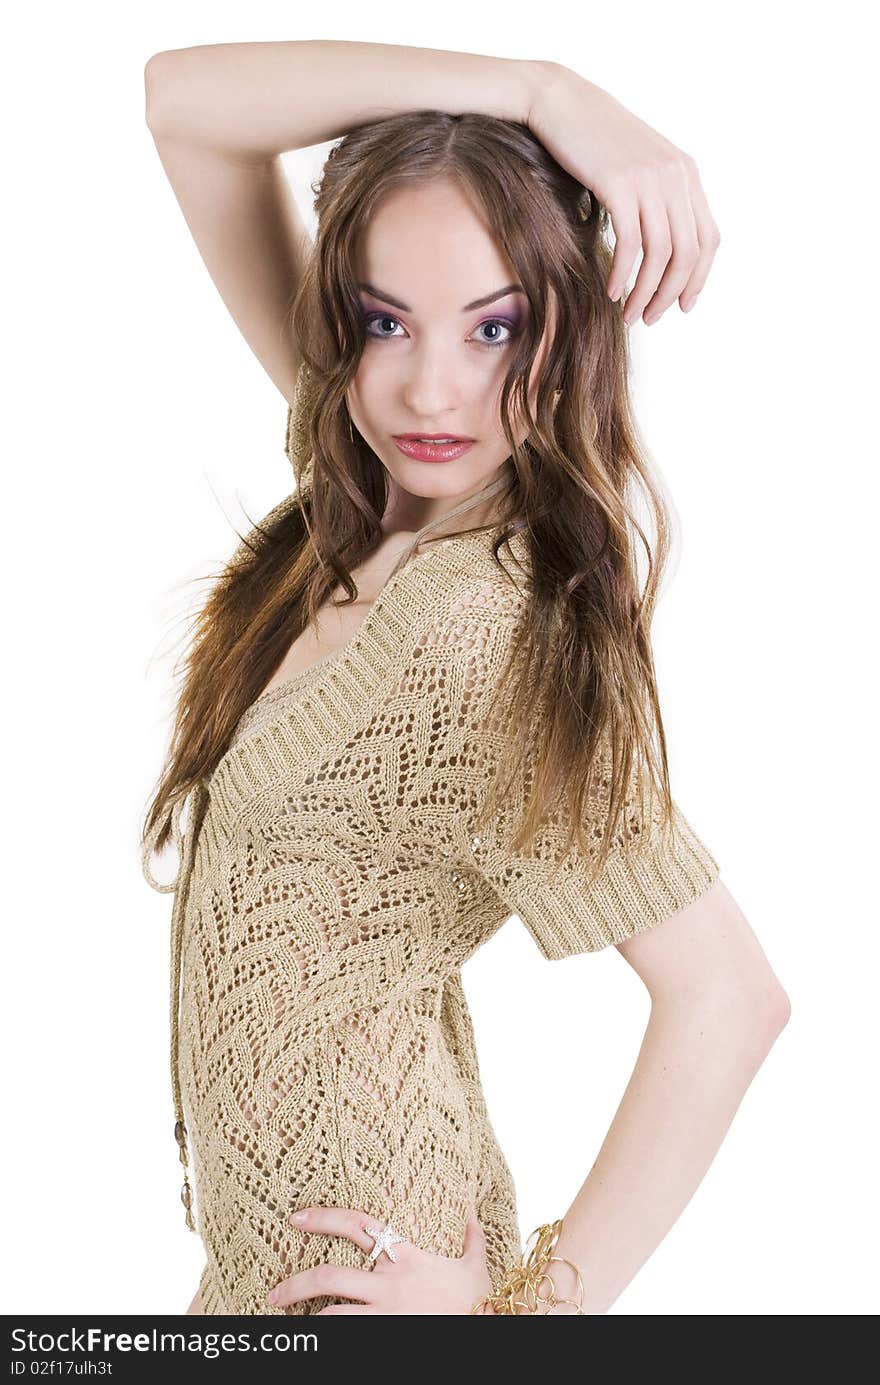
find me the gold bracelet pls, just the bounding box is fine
[470,1217,586,1315]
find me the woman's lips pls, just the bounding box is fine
[393,438,475,463]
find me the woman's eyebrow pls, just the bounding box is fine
[356,282,525,312]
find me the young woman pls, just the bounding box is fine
[141,41,789,1316]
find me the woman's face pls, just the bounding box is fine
[347,177,555,535]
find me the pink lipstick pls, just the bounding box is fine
[393,434,475,463]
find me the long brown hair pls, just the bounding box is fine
[142,109,681,885]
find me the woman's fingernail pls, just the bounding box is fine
[267,1289,279,1305]
[292,1210,308,1222]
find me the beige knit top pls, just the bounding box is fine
[141,365,721,1315]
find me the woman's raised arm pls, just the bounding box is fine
[144,40,541,159]
[142,42,544,406]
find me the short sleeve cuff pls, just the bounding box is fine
[491,804,721,960]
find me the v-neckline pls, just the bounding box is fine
[244,469,515,715]
[201,519,529,817]
[200,521,531,830]
[233,522,500,746]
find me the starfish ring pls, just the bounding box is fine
[364,1220,406,1264]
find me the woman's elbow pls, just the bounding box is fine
[628,878,791,1040]
[713,966,791,1059]
[758,975,792,1049]
[768,980,792,1032]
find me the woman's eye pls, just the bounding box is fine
[364,312,405,339]
[472,319,517,348]
[362,313,517,348]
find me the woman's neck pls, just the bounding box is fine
[381,461,514,545]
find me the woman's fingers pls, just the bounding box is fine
[621,194,672,326]
[610,162,720,325]
[267,1262,376,1309]
[604,184,641,303]
[269,1205,417,1306]
[679,161,722,311]
[287,1205,378,1254]
[641,169,701,323]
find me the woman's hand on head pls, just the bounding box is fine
[527,63,721,326]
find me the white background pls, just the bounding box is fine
[4,0,876,1316]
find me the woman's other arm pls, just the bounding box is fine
[543,878,791,1314]
[143,43,545,405]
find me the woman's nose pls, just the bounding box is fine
[402,374,463,421]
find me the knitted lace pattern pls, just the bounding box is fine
[142,366,720,1315]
